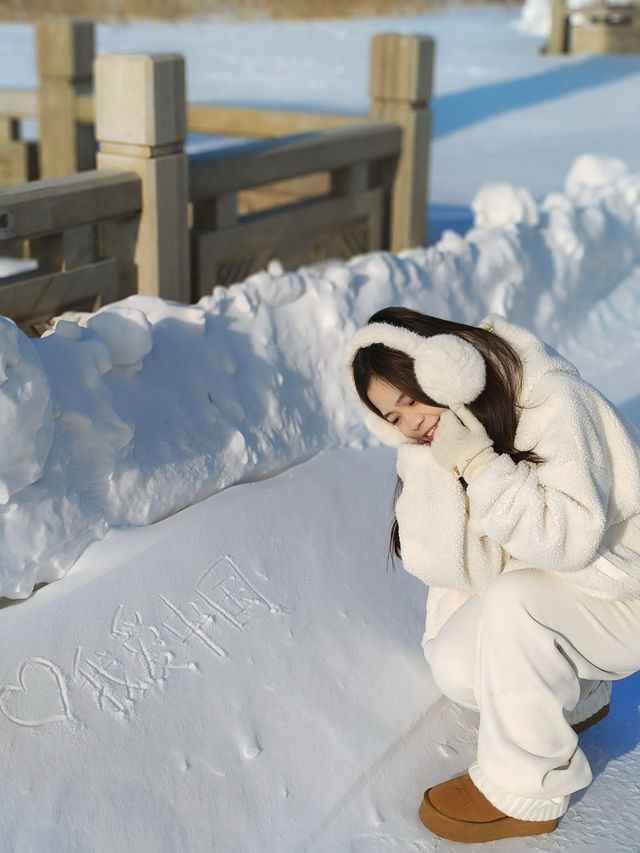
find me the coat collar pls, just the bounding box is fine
[479,314,579,404]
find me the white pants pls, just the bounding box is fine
[423,569,640,821]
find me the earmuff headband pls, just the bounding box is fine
[349,321,486,408]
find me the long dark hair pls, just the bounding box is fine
[351,307,541,561]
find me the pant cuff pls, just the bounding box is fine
[566,680,611,726]
[468,762,570,821]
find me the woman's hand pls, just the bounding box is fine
[429,404,497,482]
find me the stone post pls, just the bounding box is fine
[368,33,434,252]
[547,0,570,54]
[95,53,190,303]
[0,117,38,186]
[36,18,95,178]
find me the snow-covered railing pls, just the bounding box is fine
[0,20,433,255]
[0,170,141,334]
[547,0,640,53]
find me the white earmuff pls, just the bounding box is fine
[413,334,486,406]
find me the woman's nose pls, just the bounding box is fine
[409,412,424,432]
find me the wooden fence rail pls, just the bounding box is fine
[0,170,141,333]
[0,19,433,253]
[0,90,39,186]
[0,90,38,118]
[189,124,400,199]
[186,104,363,137]
[189,122,401,295]
[0,26,434,332]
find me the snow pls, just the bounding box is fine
[513,0,553,37]
[1,6,640,852]
[0,447,436,852]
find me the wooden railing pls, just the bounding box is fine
[189,123,401,295]
[0,170,141,334]
[0,32,433,331]
[547,0,640,53]
[0,90,39,186]
[186,104,363,137]
[0,21,433,256]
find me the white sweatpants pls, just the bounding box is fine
[423,568,640,821]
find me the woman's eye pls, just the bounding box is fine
[391,418,400,426]
[408,400,415,406]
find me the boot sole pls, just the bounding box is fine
[572,702,609,734]
[418,792,558,843]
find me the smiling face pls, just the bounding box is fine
[367,376,446,443]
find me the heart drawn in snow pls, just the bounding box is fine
[0,657,76,727]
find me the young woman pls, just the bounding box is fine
[349,306,640,844]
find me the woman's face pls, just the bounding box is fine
[367,377,446,443]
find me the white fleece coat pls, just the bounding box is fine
[393,315,640,642]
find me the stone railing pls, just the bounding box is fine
[547,0,640,53]
[0,170,141,333]
[188,122,402,295]
[0,20,433,254]
[0,47,425,331]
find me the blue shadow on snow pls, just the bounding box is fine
[433,55,640,138]
[571,670,640,805]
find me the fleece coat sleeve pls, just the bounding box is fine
[466,373,611,573]
[395,444,504,594]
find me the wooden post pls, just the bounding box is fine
[0,117,38,186]
[0,117,19,141]
[95,53,190,303]
[368,33,434,252]
[36,18,96,179]
[547,0,570,54]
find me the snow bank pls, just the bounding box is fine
[513,0,553,37]
[2,153,640,599]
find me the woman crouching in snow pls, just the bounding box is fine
[349,305,640,844]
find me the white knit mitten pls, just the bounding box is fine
[429,404,496,482]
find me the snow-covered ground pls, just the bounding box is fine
[1,3,640,851]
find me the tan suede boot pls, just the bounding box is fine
[418,774,558,843]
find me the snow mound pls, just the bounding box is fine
[0,317,54,505]
[1,154,640,599]
[86,305,154,370]
[513,0,552,37]
[565,154,632,200]
[471,182,539,229]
